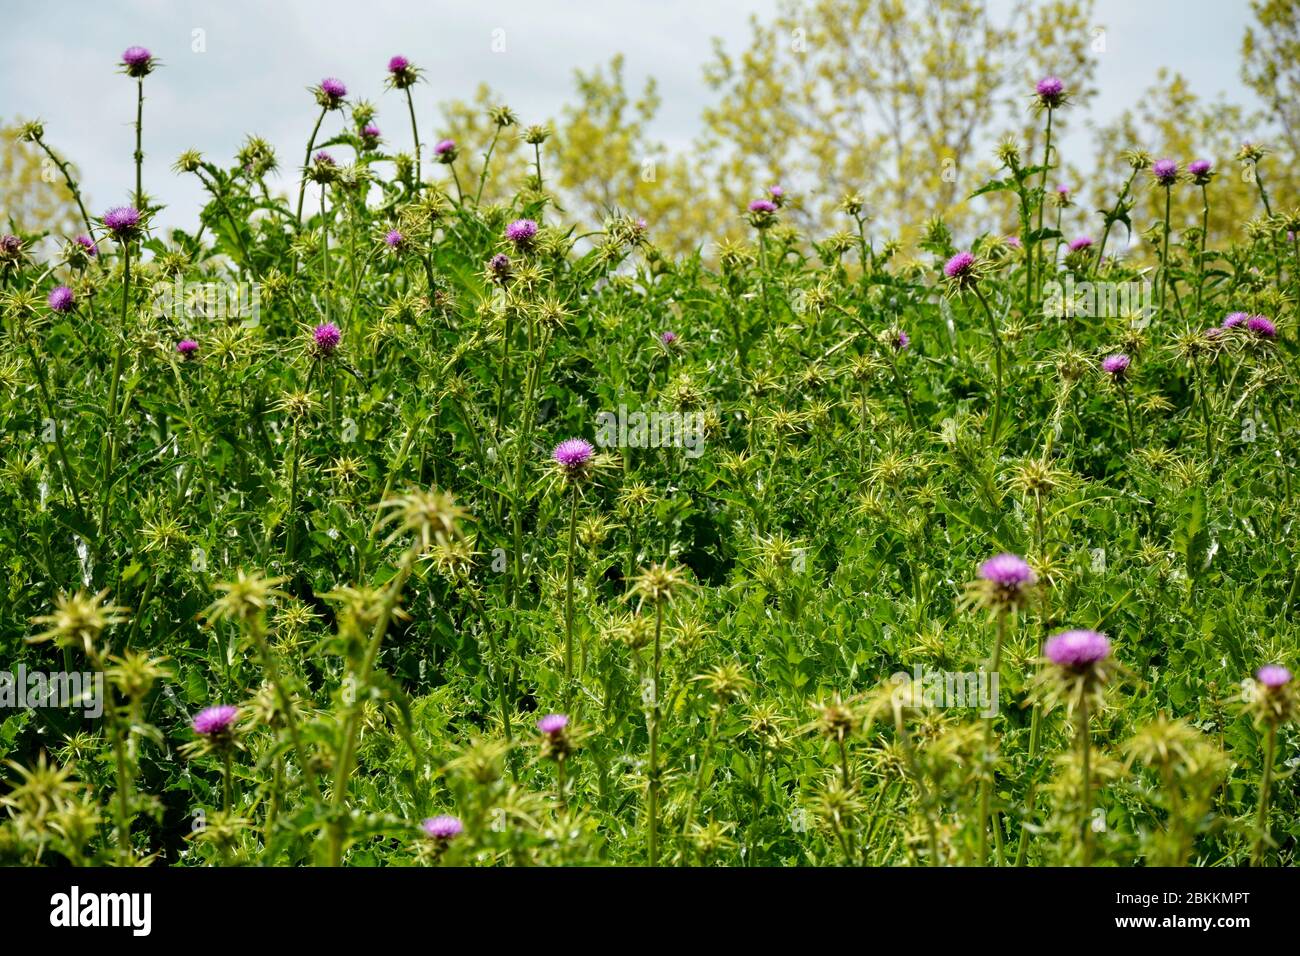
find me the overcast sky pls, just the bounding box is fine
[1,0,1261,232]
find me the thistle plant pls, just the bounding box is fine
[963,552,1036,864]
[627,562,691,866]
[1246,664,1295,866]
[1038,629,1117,865]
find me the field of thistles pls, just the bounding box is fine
[1,46,1298,873]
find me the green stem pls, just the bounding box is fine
[972,286,1005,444]
[295,107,327,227]
[647,600,663,866]
[563,482,580,706]
[1252,723,1276,866]
[134,79,144,207]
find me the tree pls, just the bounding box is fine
[1242,0,1300,160]
[0,119,84,239]
[696,0,1099,240]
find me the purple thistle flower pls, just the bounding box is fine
[748,199,777,214]
[1222,311,1248,329]
[944,250,977,280]
[361,123,381,144]
[103,206,142,241]
[434,139,457,163]
[488,252,511,280]
[384,229,405,249]
[47,285,75,313]
[422,815,463,840]
[192,704,238,737]
[1246,315,1277,339]
[659,330,678,346]
[314,150,336,166]
[1035,75,1065,108]
[1,234,23,258]
[1067,236,1093,253]
[1204,326,1224,340]
[1056,183,1072,196]
[1101,353,1130,377]
[74,234,98,257]
[505,218,538,245]
[312,321,342,357]
[553,438,595,471]
[537,713,569,736]
[121,46,155,77]
[320,77,346,98]
[1004,235,1022,249]
[893,329,910,350]
[1188,158,1212,182]
[1257,665,1292,689]
[177,338,199,359]
[388,55,410,74]
[979,553,1035,588]
[1151,158,1179,185]
[1045,629,1111,669]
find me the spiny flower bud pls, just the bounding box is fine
[121,45,157,78]
[314,77,348,110]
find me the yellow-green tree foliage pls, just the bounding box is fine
[1091,70,1298,263]
[696,0,1098,241]
[1242,0,1300,159]
[0,120,83,238]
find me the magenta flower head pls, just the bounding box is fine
[0,234,21,258]
[505,218,538,247]
[659,330,678,347]
[192,704,238,738]
[980,553,1034,588]
[747,198,778,229]
[1100,353,1130,379]
[1251,664,1297,724]
[434,138,458,163]
[387,55,420,90]
[1222,311,1248,329]
[892,329,910,351]
[556,442,600,486]
[1035,75,1066,108]
[769,184,785,206]
[384,228,405,250]
[361,123,381,147]
[1004,235,1022,249]
[74,234,98,258]
[315,77,347,110]
[103,206,143,242]
[47,285,75,314]
[1203,326,1224,341]
[309,150,338,184]
[1067,236,1093,253]
[1246,315,1277,339]
[421,815,463,841]
[538,713,569,736]
[177,338,199,360]
[487,252,511,282]
[1045,629,1111,669]
[1257,664,1292,689]
[537,713,572,760]
[121,46,156,78]
[1151,158,1179,186]
[1188,158,1213,184]
[943,250,980,291]
[312,321,342,358]
[968,552,1037,614]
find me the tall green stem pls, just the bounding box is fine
[1252,723,1276,866]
